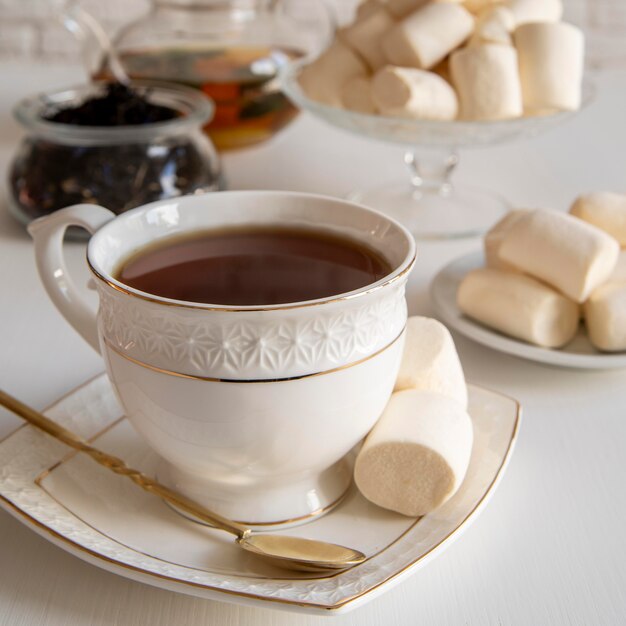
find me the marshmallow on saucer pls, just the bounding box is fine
[584,283,626,352]
[382,3,475,70]
[450,43,523,120]
[298,41,367,107]
[458,268,580,348]
[341,6,396,71]
[484,209,532,271]
[507,0,563,25]
[498,209,619,303]
[341,76,377,113]
[570,192,626,247]
[354,390,473,517]
[394,316,468,408]
[515,22,585,113]
[470,6,516,46]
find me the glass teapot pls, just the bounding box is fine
[108,0,335,150]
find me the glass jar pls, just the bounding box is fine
[109,0,335,150]
[9,80,222,225]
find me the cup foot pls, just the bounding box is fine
[156,454,355,530]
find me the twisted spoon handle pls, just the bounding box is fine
[0,389,249,539]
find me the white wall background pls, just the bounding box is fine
[0,0,586,60]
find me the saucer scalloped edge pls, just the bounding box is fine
[0,374,520,615]
[431,251,626,370]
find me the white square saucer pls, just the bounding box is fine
[0,375,520,615]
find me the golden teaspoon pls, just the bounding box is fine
[0,389,365,573]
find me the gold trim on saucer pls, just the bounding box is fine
[87,252,417,313]
[0,377,103,447]
[103,328,405,383]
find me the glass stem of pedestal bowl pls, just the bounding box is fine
[404,147,460,200]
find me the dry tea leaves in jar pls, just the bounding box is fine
[9,81,222,224]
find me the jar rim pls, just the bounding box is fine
[13,80,214,146]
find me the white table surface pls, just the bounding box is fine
[0,60,625,626]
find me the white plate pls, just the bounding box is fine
[431,251,626,370]
[0,374,520,615]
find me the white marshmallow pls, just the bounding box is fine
[382,3,475,70]
[341,76,377,114]
[341,7,396,71]
[515,22,585,114]
[570,192,626,247]
[371,66,458,120]
[584,283,626,352]
[450,44,523,120]
[470,6,516,46]
[507,0,563,25]
[298,41,368,107]
[458,268,580,348]
[484,209,531,270]
[498,209,620,303]
[394,316,468,408]
[386,0,429,19]
[354,390,473,517]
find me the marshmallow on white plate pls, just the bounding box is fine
[382,3,475,70]
[371,66,458,120]
[498,209,619,303]
[341,76,377,113]
[298,41,368,107]
[507,0,563,25]
[515,22,585,114]
[354,390,473,517]
[470,6,516,46]
[450,43,523,120]
[394,316,468,408]
[484,209,531,270]
[340,6,396,71]
[570,192,626,247]
[458,268,580,348]
[584,283,626,352]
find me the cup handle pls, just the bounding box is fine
[28,204,116,354]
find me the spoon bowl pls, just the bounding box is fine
[239,535,366,573]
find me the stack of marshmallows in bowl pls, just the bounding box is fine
[354,316,473,517]
[458,193,626,352]
[299,0,584,121]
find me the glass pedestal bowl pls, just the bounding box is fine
[282,62,593,240]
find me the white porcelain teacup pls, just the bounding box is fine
[29,191,416,526]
